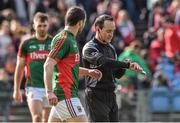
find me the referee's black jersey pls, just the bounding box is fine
[82,38,129,91]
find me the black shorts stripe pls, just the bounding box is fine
[65,99,75,117]
[67,99,77,117]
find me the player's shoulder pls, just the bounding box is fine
[47,34,53,39]
[52,30,68,42]
[51,31,69,49]
[20,35,35,47]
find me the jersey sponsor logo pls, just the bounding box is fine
[30,52,49,60]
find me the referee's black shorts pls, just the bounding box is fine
[85,88,118,122]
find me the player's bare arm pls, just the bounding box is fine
[13,56,26,103]
[79,67,102,80]
[44,57,58,106]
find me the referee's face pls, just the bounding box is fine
[98,20,115,43]
[34,20,49,38]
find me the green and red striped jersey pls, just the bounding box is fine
[18,35,52,88]
[48,30,80,101]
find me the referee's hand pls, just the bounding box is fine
[47,91,58,106]
[129,62,144,73]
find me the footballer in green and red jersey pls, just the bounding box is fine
[18,35,52,88]
[48,30,80,101]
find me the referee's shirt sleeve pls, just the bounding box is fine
[82,43,130,69]
[82,43,104,66]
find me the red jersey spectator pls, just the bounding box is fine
[149,28,165,71]
[116,10,135,45]
[164,25,180,58]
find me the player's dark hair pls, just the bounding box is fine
[65,6,86,26]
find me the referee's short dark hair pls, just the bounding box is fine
[65,6,86,26]
[94,14,113,29]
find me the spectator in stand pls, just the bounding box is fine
[13,0,29,24]
[148,1,166,30]
[117,40,150,95]
[47,11,61,36]
[147,0,171,11]
[89,0,108,25]
[116,10,135,46]
[55,0,68,28]
[26,0,40,22]
[147,0,161,11]
[162,15,180,58]
[35,0,51,13]
[1,9,16,22]
[0,68,9,90]
[143,27,157,48]
[10,18,29,52]
[175,8,180,24]
[108,0,123,21]
[4,43,17,87]
[149,28,165,72]
[0,17,12,65]
[123,0,140,24]
[152,70,170,88]
[167,0,180,20]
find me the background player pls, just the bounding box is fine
[13,12,52,122]
[44,6,102,122]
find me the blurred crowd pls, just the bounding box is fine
[0,0,180,101]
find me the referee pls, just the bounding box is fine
[82,14,144,122]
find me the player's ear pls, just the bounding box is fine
[78,20,83,27]
[32,23,35,30]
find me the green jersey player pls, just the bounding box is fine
[13,12,52,122]
[44,6,102,122]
